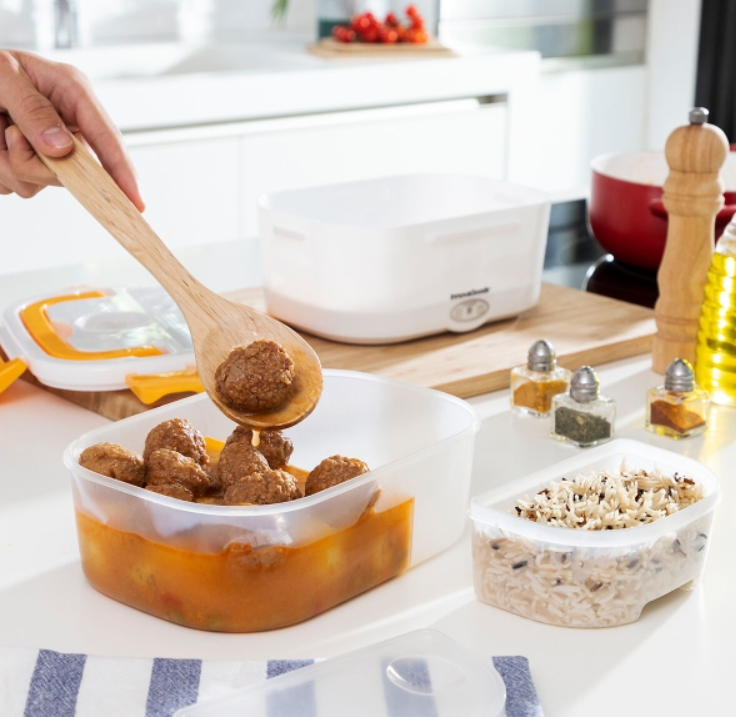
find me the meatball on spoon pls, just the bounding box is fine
[38,136,322,430]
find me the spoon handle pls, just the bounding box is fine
[37,135,206,318]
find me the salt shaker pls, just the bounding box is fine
[551,366,615,447]
[510,340,571,417]
[647,358,709,439]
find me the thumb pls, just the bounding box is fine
[6,76,73,157]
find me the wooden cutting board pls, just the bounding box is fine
[307,38,456,59]
[9,283,655,421]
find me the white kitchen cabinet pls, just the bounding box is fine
[529,63,647,197]
[239,99,507,237]
[128,137,240,249]
[1,100,505,276]
[0,136,240,275]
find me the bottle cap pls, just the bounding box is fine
[689,107,709,125]
[664,358,695,392]
[527,339,556,372]
[569,366,600,403]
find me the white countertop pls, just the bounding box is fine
[1,247,733,716]
[35,39,539,134]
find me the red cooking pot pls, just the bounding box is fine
[589,149,736,270]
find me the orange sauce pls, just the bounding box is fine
[75,496,413,632]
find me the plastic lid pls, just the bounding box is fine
[0,287,195,392]
[174,630,506,717]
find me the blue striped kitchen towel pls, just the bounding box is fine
[0,647,543,717]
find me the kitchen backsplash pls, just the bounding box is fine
[0,0,319,48]
[0,0,437,48]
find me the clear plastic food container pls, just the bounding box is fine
[65,370,480,632]
[469,439,720,628]
[175,630,506,717]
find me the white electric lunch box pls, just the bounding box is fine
[258,173,551,344]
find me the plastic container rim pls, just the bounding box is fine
[65,368,482,517]
[257,172,551,232]
[469,438,721,548]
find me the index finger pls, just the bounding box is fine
[18,53,145,212]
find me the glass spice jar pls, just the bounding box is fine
[647,358,709,439]
[510,339,571,417]
[551,366,615,447]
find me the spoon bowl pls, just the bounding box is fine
[38,136,322,429]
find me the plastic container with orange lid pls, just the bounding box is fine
[0,286,202,400]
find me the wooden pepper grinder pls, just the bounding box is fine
[652,108,730,373]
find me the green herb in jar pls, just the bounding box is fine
[554,406,611,444]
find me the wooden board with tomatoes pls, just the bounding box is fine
[308,5,456,58]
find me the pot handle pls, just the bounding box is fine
[649,198,736,225]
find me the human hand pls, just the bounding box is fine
[0,50,144,209]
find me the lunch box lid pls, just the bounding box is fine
[0,286,197,392]
[174,630,506,717]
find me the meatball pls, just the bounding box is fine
[203,466,223,498]
[223,469,302,505]
[216,440,269,488]
[146,483,194,502]
[146,448,210,497]
[305,455,370,496]
[79,442,146,487]
[215,340,295,413]
[143,418,208,468]
[225,426,294,470]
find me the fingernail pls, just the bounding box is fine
[4,128,13,147]
[42,126,73,150]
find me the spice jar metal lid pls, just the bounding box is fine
[527,339,556,372]
[664,358,695,392]
[569,366,600,403]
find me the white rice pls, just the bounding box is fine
[472,464,710,628]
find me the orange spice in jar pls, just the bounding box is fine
[513,378,570,415]
[646,359,709,439]
[510,340,571,417]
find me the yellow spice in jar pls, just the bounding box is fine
[513,379,569,414]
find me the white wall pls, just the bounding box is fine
[0,0,36,47]
[529,64,647,199]
[645,0,702,149]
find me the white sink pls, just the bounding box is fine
[39,41,324,81]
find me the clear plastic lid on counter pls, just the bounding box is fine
[174,630,506,717]
[0,286,198,393]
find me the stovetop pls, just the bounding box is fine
[542,199,658,309]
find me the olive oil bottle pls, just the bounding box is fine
[695,226,736,406]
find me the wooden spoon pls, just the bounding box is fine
[38,135,322,430]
